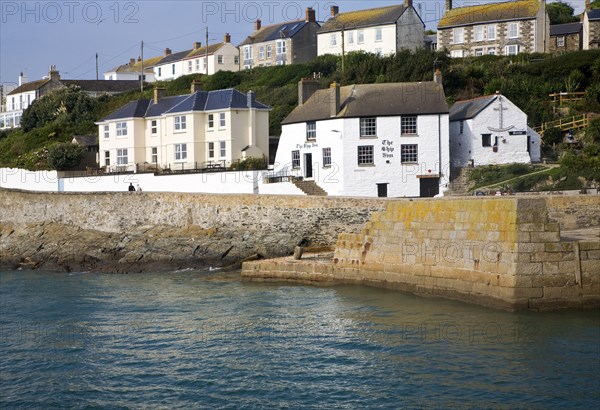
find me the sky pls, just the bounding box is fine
[0,0,589,86]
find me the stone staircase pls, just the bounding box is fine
[446,167,473,196]
[293,180,328,196]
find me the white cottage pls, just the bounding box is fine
[97,83,271,173]
[448,93,541,167]
[271,78,449,198]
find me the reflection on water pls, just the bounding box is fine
[1,270,599,409]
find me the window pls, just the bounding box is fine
[508,22,519,38]
[459,121,464,134]
[244,45,253,60]
[266,45,272,58]
[172,64,175,75]
[158,67,162,77]
[322,147,331,167]
[453,27,464,44]
[358,30,364,44]
[151,147,158,163]
[375,28,383,42]
[151,120,157,135]
[174,115,186,131]
[234,55,239,65]
[175,143,187,161]
[451,49,464,58]
[208,142,215,158]
[306,121,316,140]
[330,34,337,46]
[259,46,265,60]
[357,145,374,165]
[276,40,286,54]
[188,60,193,73]
[103,125,109,139]
[557,36,565,47]
[505,45,519,55]
[487,25,496,40]
[360,117,377,137]
[475,48,484,56]
[401,116,417,135]
[219,112,226,128]
[104,151,110,166]
[474,26,484,42]
[482,134,492,147]
[348,31,354,44]
[117,148,128,165]
[116,122,127,136]
[219,141,226,158]
[196,59,200,71]
[208,114,214,128]
[217,55,223,64]
[400,144,418,163]
[488,47,496,55]
[292,150,300,168]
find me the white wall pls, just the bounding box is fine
[1,168,59,191]
[318,24,398,56]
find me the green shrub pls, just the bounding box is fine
[47,142,83,170]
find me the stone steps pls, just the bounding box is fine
[293,180,328,196]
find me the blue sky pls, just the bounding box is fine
[0,0,588,86]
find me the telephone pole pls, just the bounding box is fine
[141,41,144,92]
[95,53,99,80]
[205,27,209,76]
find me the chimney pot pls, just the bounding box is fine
[329,82,340,117]
[330,6,339,17]
[224,33,231,43]
[154,87,166,104]
[446,0,452,11]
[306,7,316,22]
[48,65,60,81]
[164,48,172,56]
[190,81,202,94]
[434,68,442,86]
[585,0,591,10]
[298,78,320,106]
[405,0,413,8]
[193,42,201,50]
[247,90,256,108]
[255,19,261,31]
[130,58,136,65]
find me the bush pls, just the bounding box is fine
[230,156,268,171]
[47,142,83,170]
[543,127,563,146]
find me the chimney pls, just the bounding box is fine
[586,0,591,10]
[306,7,316,22]
[434,68,442,86]
[330,6,339,17]
[224,33,231,43]
[247,90,256,108]
[18,72,28,86]
[48,65,60,81]
[298,78,320,106]
[153,87,166,104]
[193,42,201,50]
[405,0,413,7]
[190,81,202,94]
[129,58,136,65]
[446,0,452,11]
[255,19,261,31]
[329,82,340,117]
[138,56,142,62]
[164,48,172,56]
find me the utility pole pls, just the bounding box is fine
[341,26,345,74]
[205,27,209,76]
[141,41,144,92]
[95,53,99,80]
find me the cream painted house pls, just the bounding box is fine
[271,78,449,198]
[97,84,271,173]
[449,93,541,167]
[438,0,549,57]
[583,8,600,50]
[317,1,425,57]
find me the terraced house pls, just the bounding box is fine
[583,6,600,50]
[239,7,320,68]
[317,1,425,57]
[97,83,271,173]
[437,0,549,57]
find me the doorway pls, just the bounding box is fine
[377,183,388,198]
[420,178,439,198]
[304,153,313,179]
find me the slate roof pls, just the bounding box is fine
[240,20,309,45]
[550,22,582,36]
[156,49,193,65]
[319,5,410,33]
[448,94,498,122]
[588,9,600,21]
[438,0,541,29]
[72,135,99,147]
[282,82,448,125]
[7,79,49,95]
[101,89,271,121]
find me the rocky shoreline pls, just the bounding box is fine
[0,222,300,274]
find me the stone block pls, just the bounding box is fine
[515,263,543,275]
[530,231,561,243]
[513,287,544,299]
[581,260,600,275]
[532,274,573,288]
[532,252,568,263]
[579,242,600,251]
[558,260,576,274]
[545,242,574,252]
[519,223,546,232]
[544,223,560,233]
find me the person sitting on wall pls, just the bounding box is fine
[128,183,135,192]
[136,184,142,192]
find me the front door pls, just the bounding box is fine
[420,178,439,198]
[377,183,388,198]
[304,153,313,179]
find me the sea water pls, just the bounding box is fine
[1,270,599,409]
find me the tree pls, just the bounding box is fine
[547,1,579,24]
[591,0,600,9]
[47,142,83,170]
[544,127,563,146]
